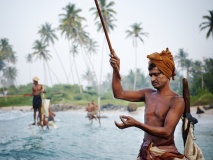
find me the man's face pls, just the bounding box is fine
[149,67,168,89]
[33,80,38,85]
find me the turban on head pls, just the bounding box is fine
[147,48,176,80]
[33,76,39,82]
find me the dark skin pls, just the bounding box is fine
[110,50,184,146]
[24,80,45,125]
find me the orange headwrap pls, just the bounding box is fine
[147,48,176,80]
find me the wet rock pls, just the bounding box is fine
[127,103,138,112]
[100,103,127,111]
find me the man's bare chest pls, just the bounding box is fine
[33,85,42,91]
[145,96,172,120]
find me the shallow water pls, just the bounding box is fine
[0,110,212,160]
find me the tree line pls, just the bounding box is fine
[0,1,212,105]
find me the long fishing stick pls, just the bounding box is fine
[0,94,24,98]
[29,124,36,136]
[94,0,121,80]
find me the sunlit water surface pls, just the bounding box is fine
[0,109,212,160]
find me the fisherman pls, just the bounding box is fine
[91,100,98,120]
[48,107,56,122]
[24,76,45,125]
[110,48,187,159]
[37,112,49,129]
[86,102,94,120]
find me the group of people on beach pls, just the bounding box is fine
[23,46,203,159]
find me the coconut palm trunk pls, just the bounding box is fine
[68,41,75,84]
[52,45,69,83]
[133,39,138,89]
[73,57,82,93]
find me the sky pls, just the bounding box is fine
[0,0,213,87]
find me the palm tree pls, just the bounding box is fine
[0,38,17,65]
[123,69,135,90]
[59,3,86,84]
[86,38,99,84]
[199,10,213,40]
[191,60,205,89]
[175,48,194,81]
[26,53,33,82]
[38,22,69,83]
[184,59,193,82]
[32,40,51,62]
[203,58,213,93]
[3,66,18,87]
[0,38,17,88]
[70,44,82,93]
[32,40,51,85]
[89,0,117,82]
[0,60,5,74]
[0,38,13,58]
[90,0,117,109]
[125,22,149,89]
[82,69,95,87]
[175,48,188,73]
[89,0,117,33]
[59,3,86,41]
[77,27,91,70]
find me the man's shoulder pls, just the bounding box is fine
[170,94,184,108]
[140,88,156,94]
[171,92,183,100]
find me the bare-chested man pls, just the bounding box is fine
[24,76,45,125]
[91,100,98,119]
[110,48,186,159]
[86,102,94,121]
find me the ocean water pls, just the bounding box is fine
[0,109,212,160]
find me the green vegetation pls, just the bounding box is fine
[0,83,145,107]
[0,80,212,107]
[0,3,212,108]
[191,89,213,106]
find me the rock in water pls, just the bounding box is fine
[196,107,205,114]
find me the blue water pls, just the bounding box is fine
[0,109,212,160]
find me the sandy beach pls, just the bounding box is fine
[0,106,32,111]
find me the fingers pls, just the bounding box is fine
[112,49,118,58]
[110,52,120,72]
[109,49,119,59]
[110,58,119,70]
[119,115,129,124]
[110,49,115,56]
[114,121,125,129]
[120,115,129,119]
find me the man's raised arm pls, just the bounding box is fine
[110,50,146,102]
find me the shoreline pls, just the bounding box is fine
[0,105,212,115]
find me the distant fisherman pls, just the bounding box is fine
[24,76,45,125]
[86,102,93,120]
[48,107,56,122]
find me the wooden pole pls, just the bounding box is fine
[0,94,24,98]
[182,78,191,146]
[94,0,121,80]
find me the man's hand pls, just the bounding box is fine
[114,115,136,129]
[110,50,120,72]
